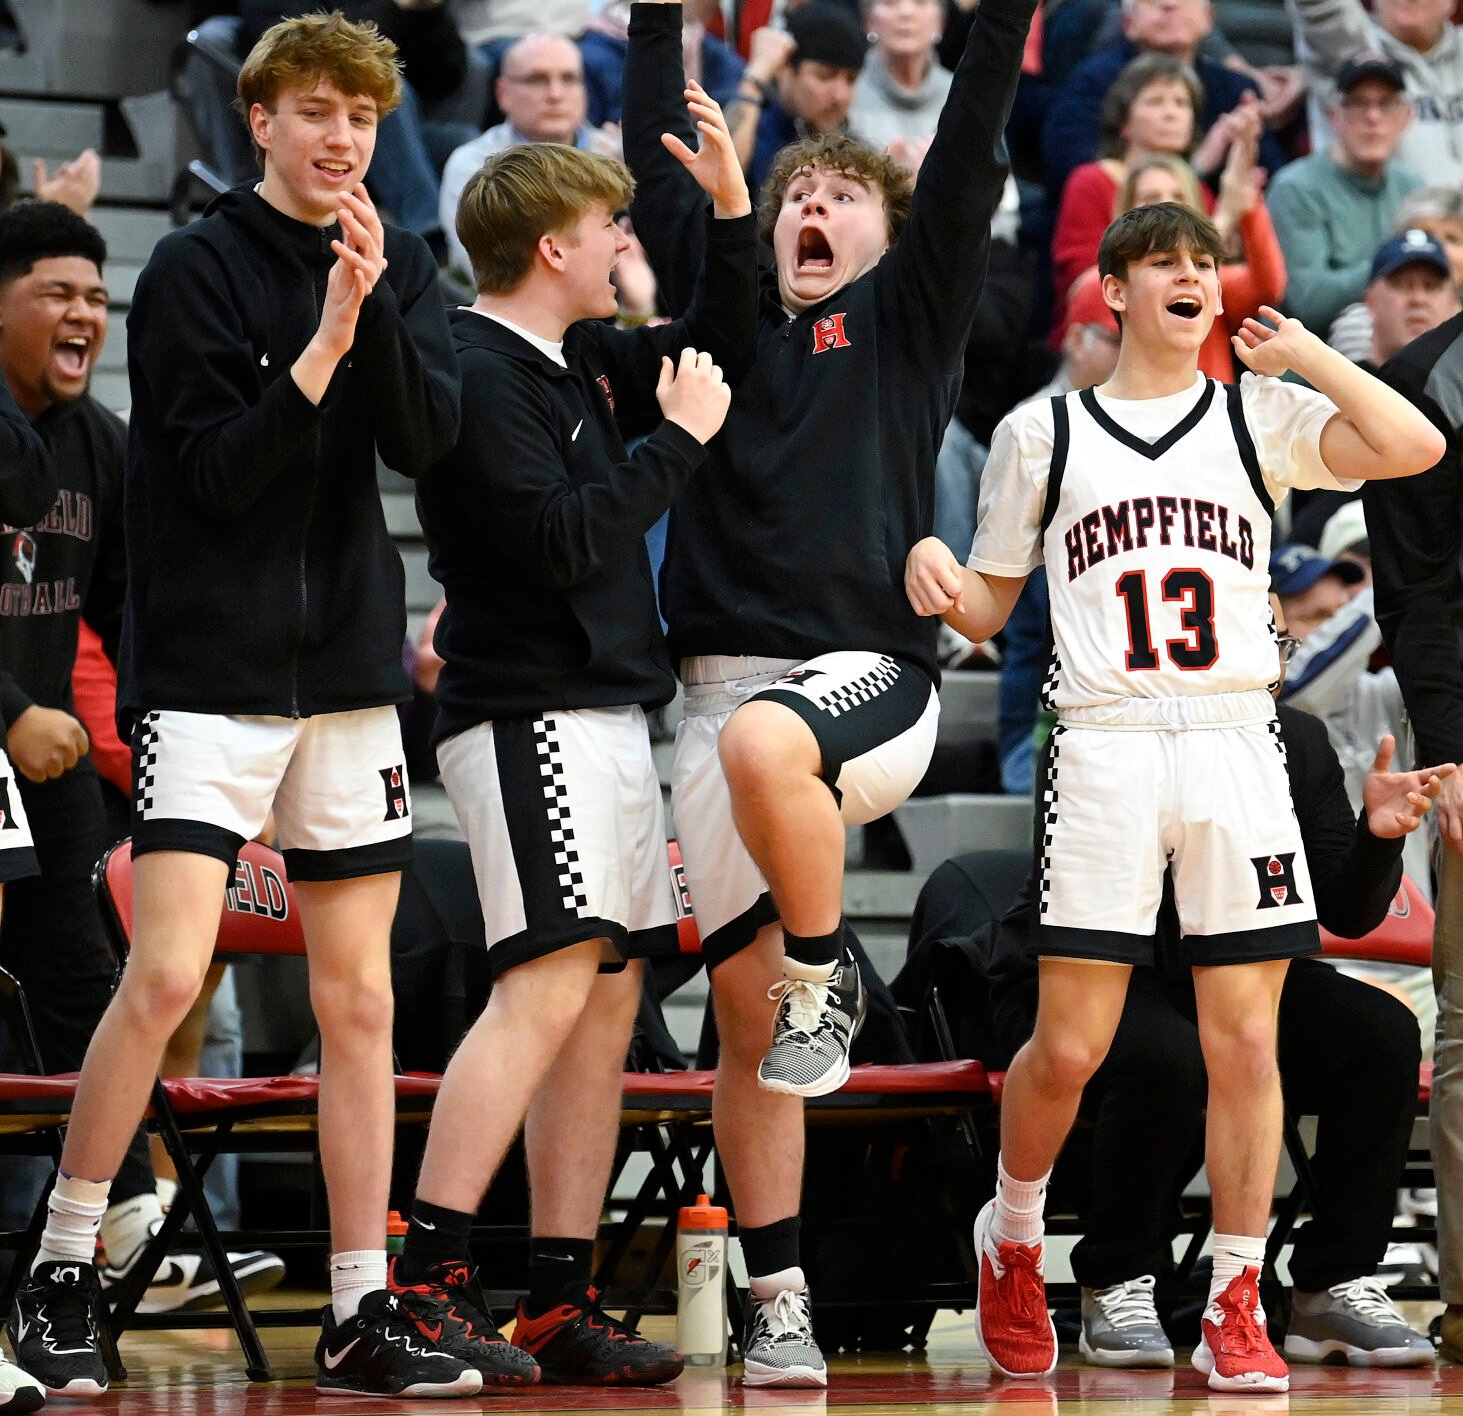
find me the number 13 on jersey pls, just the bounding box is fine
[1115,569,1218,671]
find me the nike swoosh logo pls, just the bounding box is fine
[572,420,583,441]
[260,352,269,367]
[12,1315,27,1343]
[415,1219,436,1231]
[322,1337,361,1370]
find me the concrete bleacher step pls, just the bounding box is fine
[0,97,103,155]
[0,0,178,98]
[87,207,174,264]
[893,792,1033,874]
[382,490,423,541]
[936,669,1000,745]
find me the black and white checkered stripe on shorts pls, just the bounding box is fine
[1038,723,1067,917]
[806,655,901,718]
[134,711,161,817]
[536,715,589,914]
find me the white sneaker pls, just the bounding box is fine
[0,1354,44,1412]
[1079,1275,1174,1367]
[742,1284,827,1388]
[1284,1277,1434,1367]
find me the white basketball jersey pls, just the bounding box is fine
[1039,378,1278,717]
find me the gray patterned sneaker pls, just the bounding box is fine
[742,1283,827,1388]
[1284,1276,1435,1367]
[757,954,866,1097]
[1079,1275,1174,1368]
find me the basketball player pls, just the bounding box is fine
[7,14,473,1400]
[622,0,1035,1382]
[391,105,753,1386]
[905,201,1446,1392]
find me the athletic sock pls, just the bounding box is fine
[524,1236,595,1316]
[35,1173,110,1270]
[782,922,844,977]
[397,1198,474,1285]
[330,1249,387,1324]
[750,1265,806,1300]
[155,1177,178,1211]
[740,1216,801,1280]
[99,1191,165,1270]
[991,1156,1049,1247]
[1209,1233,1267,1318]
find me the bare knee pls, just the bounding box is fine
[1024,1033,1110,1095]
[118,956,212,1035]
[312,970,395,1046]
[718,702,818,798]
[1203,1021,1280,1094]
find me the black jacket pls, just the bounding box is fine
[0,396,126,726]
[419,211,759,739]
[624,0,1034,683]
[1366,313,1463,768]
[987,705,1406,1064]
[119,185,459,726]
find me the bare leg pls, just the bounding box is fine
[1192,958,1290,1236]
[709,923,804,1226]
[149,962,227,1184]
[60,852,229,1182]
[524,957,643,1238]
[298,872,401,1255]
[718,703,842,938]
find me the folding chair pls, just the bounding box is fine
[92,837,443,1381]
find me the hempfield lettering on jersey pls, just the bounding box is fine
[1063,495,1256,584]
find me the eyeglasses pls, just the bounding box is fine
[502,71,584,89]
[1277,633,1301,664]
[1338,95,1408,114]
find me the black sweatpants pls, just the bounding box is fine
[1068,956,1421,1294]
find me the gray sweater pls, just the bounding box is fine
[849,48,955,148]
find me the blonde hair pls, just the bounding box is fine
[238,11,403,167]
[1116,152,1206,217]
[457,143,635,294]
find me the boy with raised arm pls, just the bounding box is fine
[905,201,1445,1390]
[8,14,468,1400]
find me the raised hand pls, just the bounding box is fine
[657,345,731,443]
[905,536,966,617]
[662,82,752,217]
[1364,734,1455,838]
[1231,306,1320,379]
[34,149,101,216]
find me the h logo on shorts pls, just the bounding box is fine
[0,776,14,830]
[1251,852,1303,908]
[379,765,409,822]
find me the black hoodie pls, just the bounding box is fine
[119,185,459,727]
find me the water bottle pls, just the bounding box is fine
[675,1194,728,1365]
[386,1210,407,1262]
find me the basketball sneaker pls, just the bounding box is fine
[757,953,866,1097]
[1191,1267,1289,1393]
[742,1280,827,1387]
[973,1197,1057,1378]
[8,1261,108,1397]
[1284,1276,1433,1367]
[315,1289,482,1397]
[99,1228,285,1315]
[388,1257,540,1385]
[509,1284,683,1385]
[1079,1275,1174,1367]
[0,1355,44,1413]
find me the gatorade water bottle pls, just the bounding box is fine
[676,1194,728,1365]
[386,1210,408,1263]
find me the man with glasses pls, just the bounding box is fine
[1269,53,1420,336]
[933,606,1447,1369]
[438,34,620,281]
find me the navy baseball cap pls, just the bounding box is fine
[1270,542,1366,597]
[1371,228,1452,283]
[1335,50,1407,93]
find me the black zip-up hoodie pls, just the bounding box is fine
[624,0,1035,684]
[119,184,459,727]
[419,209,758,740]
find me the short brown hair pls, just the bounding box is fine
[238,11,403,167]
[757,133,913,246]
[456,143,634,294]
[1098,51,1202,160]
[1097,201,1225,281]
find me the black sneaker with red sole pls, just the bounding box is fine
[510,1284,684,1385]
[388,1257,540,1386]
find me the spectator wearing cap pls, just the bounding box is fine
[1292,0,1463,186]
[1365,228,1461,366]
[1272,541,1367,642]
[728,4,869,187]
[1268,52,1420,336]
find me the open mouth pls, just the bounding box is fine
[1166,296,1202,319]
[315,160,352,180]
[796,226,835,274]
[53,335,90,377]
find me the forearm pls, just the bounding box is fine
[1315,816,1405,936]
[945,567,1026,642]
[1290,0,1376,74]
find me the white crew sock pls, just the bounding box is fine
[99,1191,165,1270]
[1209,1233,1267,1319]
[749,1265,806,1300]
[330,1249,387,1323]
[35,1173,110,1269]
[991,1155,1050,1246]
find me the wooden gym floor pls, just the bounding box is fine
[45,1299,1463,1415]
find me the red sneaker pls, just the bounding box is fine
[973,1197,1058,1377]
[1192,1267,1289,1393]
[510,1284,684,1386]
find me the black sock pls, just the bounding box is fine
[525,1236,596,1315]
[740,1217,801,1279]
[397,1198,475,1284]
[783,921,844,969]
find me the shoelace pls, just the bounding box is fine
[35,1284,96,1348]
[756,1287,812,1341]
[576,1287,647,1345]
[1214,1281,1268,1356]
[767,978,831,1038]
[994,1244,1048,1329]
[1329,1276,1406,1325]
[1092,1275,1160,1331]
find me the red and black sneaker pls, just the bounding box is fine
[510,1284,684,1385]
[388,1257,541,1386]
